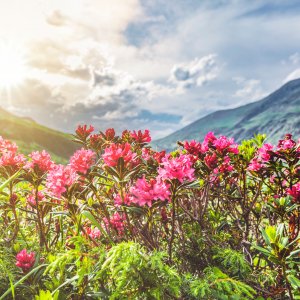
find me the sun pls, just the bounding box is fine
[0,42,27,89]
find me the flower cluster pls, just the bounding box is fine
[102,143,137,167]
[130,176,170,207]
[16,249,35,272]
[25,150,54,173]
[46,165,77,198]
[70,148,95,174]
[158,154,195,183]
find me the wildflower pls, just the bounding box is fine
[158,154,195,183]
[103,128,116,140]
[25,150,54,173]
[248,158,263,171]
[27,191,45,207]
[85,226,101,239]
[183,140,202,156]
[70,148,95,174]
[16,249,35,272]
[287,183,300,203]
[104,212,126,235]
[131,129,151,143]
[204,152,218,169]
[130,176,170,207]
[114,193,133,206]
[213,136,239,154]
[258,143,274,162]
[141,148,151,161]
[102,143,137,167]
[0,151,25,168]
[46,165,77,198]
[75,125,94,139]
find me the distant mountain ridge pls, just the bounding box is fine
[153,78,300,150]
[0,107,78,163]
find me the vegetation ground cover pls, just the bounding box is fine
[0,126,299,299]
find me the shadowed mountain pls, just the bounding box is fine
[0,108,78,163]
[153,78,300,150]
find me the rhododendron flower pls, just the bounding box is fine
[213,136,239,154]
[248,159,263,171]
[25,150,54,173]
[114,193,133,206]
[158,154,195,183]
[204,132,217,144]
[76,125,94,139]
[0,137,18,153]
[204,153,218,169]
[258,143,274,162]
[280,139,296,150]
[46,165,77,198]
[104,212,126,235]
[0,151,25,168]
[141,148,151,161]
[184,140,202,156]
[70,148,95,174]
[103,128,116,140]
[16,249,35,272]
[287,183,300,203]
[153,150,166,163]
[130,129,151,143]
[102,143,137,167]
[130,176,170,207]
[85,226,101,239]
[214,156,234,173]
[27,191,45,207]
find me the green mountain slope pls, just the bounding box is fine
[0,108,78,163]
[153,78,300,150]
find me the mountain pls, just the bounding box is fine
[153,78,300,150]
[0,108,78,163]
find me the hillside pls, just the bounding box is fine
[153,78,300,150]
[0,108,78,163]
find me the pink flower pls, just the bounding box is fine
[102,143,137,167]
[85,226,101,239]
[214,156,234,173]
[158,154,195,183]
[114,193,133,206]
[153,150,166,163]
[287,183,300,203]
[27,191,45,207]
[130,129,151,143]
[248,158,263,171]
[25,150,54,173]
[258,143,274,162]
[46,165,77,198]
[0,151,25,168]
[0,137,18,153]
[280,139,295,150]
[184,140,202,156]
[130,176,170,207]
[103,128,116,140]
[76,125,94,139]
[204,132,217,144]
[16,249,35,272]
[70,148,95,174]
[212,136,239,154]
[204,152,218,169]
[141,148,151,161]
[104,212,126,235]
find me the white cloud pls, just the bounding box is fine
[289,52,300,65]
[233,77,266,101]
[283,69,300,83]
[169,54,219,89]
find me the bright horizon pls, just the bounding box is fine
[0,0,300,139]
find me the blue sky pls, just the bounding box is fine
[0,0,300,138]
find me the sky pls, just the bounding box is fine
[0,0,300,139]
